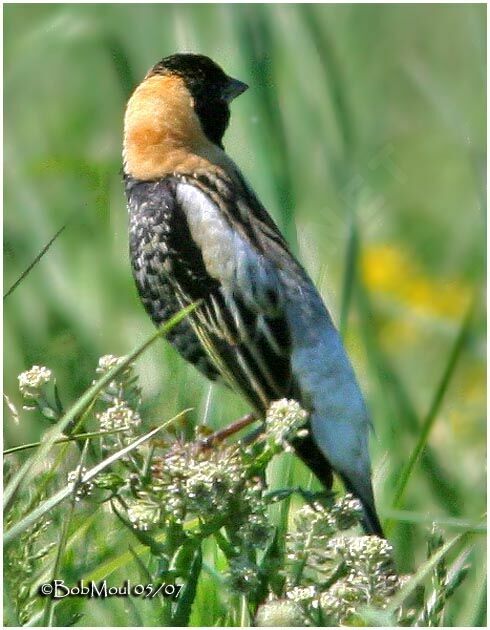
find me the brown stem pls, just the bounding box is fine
[198,413,258,449]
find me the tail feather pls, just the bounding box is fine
[293,434,385,537]
[340,474,385,538]
[292,433,334,490]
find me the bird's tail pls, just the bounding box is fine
[293,433,334,490]
[340,474,385,538]
[293,434,384,537]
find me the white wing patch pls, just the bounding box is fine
[175,181,291,408]
[176,182,282,315]
[176,182,244,285]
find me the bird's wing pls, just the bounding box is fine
[128,176,223,383]
[163,172,298,413]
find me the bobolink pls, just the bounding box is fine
[123,53,383,536]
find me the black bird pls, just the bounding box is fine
[123,53,383,536]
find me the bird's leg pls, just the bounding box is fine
[198,413,258,449]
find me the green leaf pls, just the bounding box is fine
[171,545,203,626]
[128,545,153,584]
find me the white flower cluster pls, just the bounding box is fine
[328,494,363,531]
[319,578,363,623]
[326,534,394,573]
[255,599,307,627]
[283,496,401,624]
[236,512,272,548]
[265,399,308,449]
[319,570,401,623]
[318,535,398,623]
[95,354,141,411]
[97,399,141,432]
[147,443,271,557]
[96,354,127,374]
[126,497,161,531]
[152,443,258,525]
[294,501,336,536]
[286,585,317,603]
[18,365,52,398]
[287,494,363,567]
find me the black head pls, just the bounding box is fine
[148,53,248,147]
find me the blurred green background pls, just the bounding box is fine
[4,3,486,626]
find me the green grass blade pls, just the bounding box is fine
[3,427,129,455]
[383,509,486,533]
[230,4,298,254]
[85,539,156,583]
[299,3,355,159]
[389,301,475,519]
[300,3,360,340]
[128,545,153,583]
[469,576,487,626]
[34,511,99,587]
[385,533,468,615]
[171,545,203,626]
[339,215,359,337]
[3,303,199,513]
[3,223,66,300]
[82,514,203,583]
[382,363,465,515]
[42,440,90,626]
[99,31,136,100]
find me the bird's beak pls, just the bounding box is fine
[222,77,249,103]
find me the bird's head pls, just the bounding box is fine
[147,54,248,146]
[123,53,248,180]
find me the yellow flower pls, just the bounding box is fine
[361,244,471,319]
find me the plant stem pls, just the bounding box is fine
[3,428,129,455]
